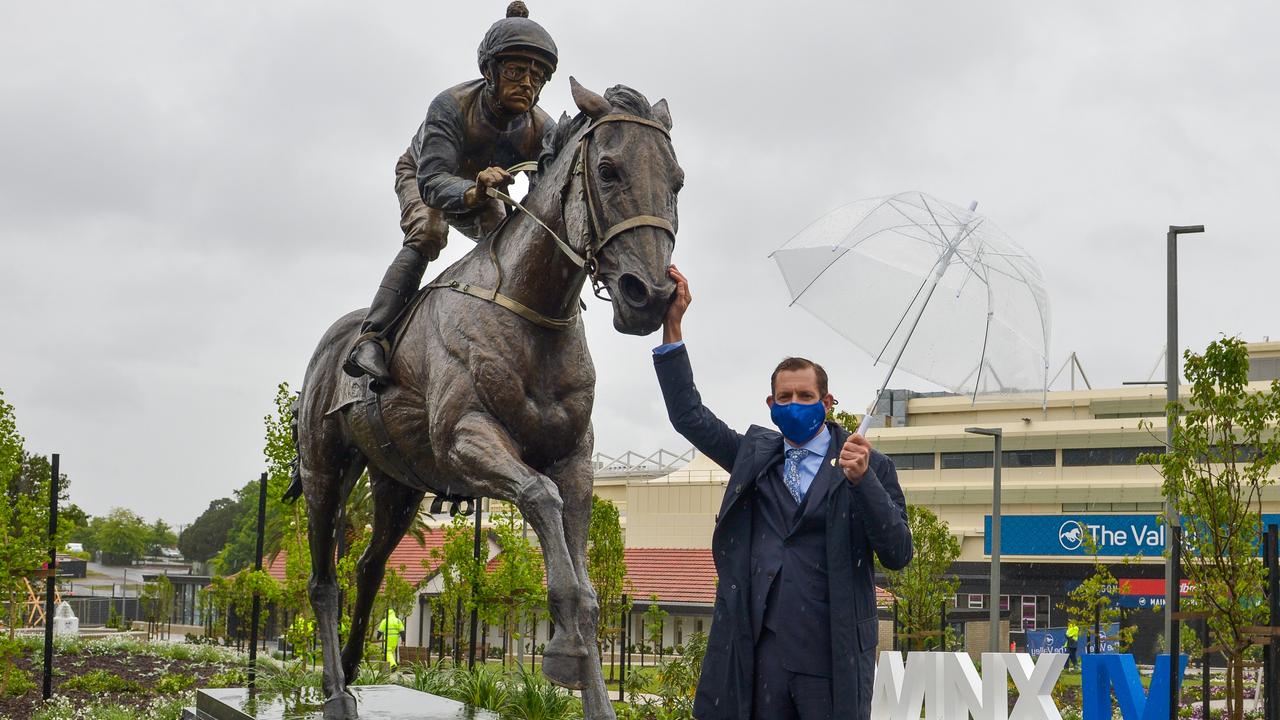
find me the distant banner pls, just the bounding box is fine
[985,514,1280,557]
[1026,624,1119,656]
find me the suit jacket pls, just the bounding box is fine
[654,344,912,719]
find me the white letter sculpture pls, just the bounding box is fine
[871,652,1065,720]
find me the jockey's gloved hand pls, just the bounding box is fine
[468,166,516,206]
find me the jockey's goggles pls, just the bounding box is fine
[497,58,548,87]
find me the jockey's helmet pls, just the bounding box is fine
[477,2,558,77]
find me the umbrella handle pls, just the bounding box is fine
[856,409,873,437]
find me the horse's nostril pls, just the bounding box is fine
[618,273,650,308]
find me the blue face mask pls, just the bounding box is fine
[770,400,826,444]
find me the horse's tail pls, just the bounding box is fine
[282,392,304,503]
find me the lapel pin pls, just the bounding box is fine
[829,458,837,467]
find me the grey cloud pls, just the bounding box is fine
[3,0,1279,523]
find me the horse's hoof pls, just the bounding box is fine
[544,633,587,659]
[541,652,585,690]
[323,689,358,719]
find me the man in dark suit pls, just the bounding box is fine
[652,266,913,720]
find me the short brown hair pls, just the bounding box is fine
[770,357,829,397]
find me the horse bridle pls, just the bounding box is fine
[432,112,675,330]
[574,113,676,299]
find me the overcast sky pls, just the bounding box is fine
[3,2,1278,528]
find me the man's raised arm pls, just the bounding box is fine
[652,266,741,471]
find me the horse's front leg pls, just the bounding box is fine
[442,412,588,681]
[549,426,617,719]
[340,470,425,683]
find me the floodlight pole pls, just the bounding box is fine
[966,427,1002,653]
[1164,224,1202,676]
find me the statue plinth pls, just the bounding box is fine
[182,685,498,720]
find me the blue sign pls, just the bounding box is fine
[1027,625,1119,656]
[1026,627,1066,656]
[985,514,1280,556]
[1083,654,1187,720]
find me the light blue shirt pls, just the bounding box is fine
[653,340,830,497]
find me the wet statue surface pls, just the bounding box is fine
[292,29,681,718]
[191,686,497,720]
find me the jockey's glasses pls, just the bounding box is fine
[497,59,548,87]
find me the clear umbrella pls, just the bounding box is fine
[770,191,1051,435]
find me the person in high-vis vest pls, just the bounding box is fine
[376,608,406,667]
[1066,621,1080,670]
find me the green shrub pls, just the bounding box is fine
[61,669,142,694]
[653,632,705,714]
[402,660,455,696]
[2,665,37,698]
[353,661,394,686]
[154,672,197,694]
[503,666,581,720]
[256,659,321,694]
[164,643,196,662]
[208,666,249,688]
[189,644,233,664]
[450,664,510,713]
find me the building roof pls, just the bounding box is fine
[263,528,450,585]
[624,548,717,605]
[263,535,893,609]
[622,548,894,608]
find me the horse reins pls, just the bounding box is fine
[426,113,675,330]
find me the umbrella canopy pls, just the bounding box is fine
[772,191,1051,421]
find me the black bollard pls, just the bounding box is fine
[619,594,629,702]
[454,597,463,666]
[1265,529,1272,720]
[940,600,947,652]
[1264,520,1274,717]
[248,472,267,691]
[1169,526,1182,720]
[892,600,899,652]
[42,454,59,700]
[468,498,482,669]
[1094,604,1101,654]
[1201,618,1209,720]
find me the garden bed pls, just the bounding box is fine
[0,636,245,720]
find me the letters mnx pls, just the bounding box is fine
[871,652,1065,720]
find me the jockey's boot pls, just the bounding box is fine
[343,246,428,385]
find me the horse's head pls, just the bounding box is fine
[568,78,682,336]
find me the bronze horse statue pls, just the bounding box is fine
[296,78,681,719]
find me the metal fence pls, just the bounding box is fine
[63,596,142,626]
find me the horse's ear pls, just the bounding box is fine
[570,76,610,120]
[651,99,672,131]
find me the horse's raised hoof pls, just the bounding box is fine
[323,689,358,719]
[541,651,586,690]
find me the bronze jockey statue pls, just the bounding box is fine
[344,1,558,385]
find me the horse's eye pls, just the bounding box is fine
[598,163,618,182]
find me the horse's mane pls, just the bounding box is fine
[537,84,655,178]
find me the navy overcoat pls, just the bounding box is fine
[654,345,913,719]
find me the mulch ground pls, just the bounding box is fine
[1,646,235,720]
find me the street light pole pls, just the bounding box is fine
[967,427,1003,653]
[1164,224,1203,663]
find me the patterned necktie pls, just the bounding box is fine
[784,448,807,503]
